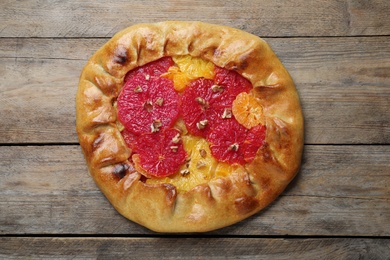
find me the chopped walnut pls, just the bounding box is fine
[199,149,207,158]
[144,100,153,112]
[155,97,164,106]
[195,97,209,109]
[222,108,232,119]
[134,86,143,93]
[170,146,179,152]
[196,161,206,169]
[211,84,224,93]
[151,119,163,133]
[171,133,181,144]
[196,119,208,130]
[228,143,239,151]
[195,97,207,105]
[180,169,190,176]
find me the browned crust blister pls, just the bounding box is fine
[76,21,304,232]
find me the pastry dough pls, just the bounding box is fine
[76,21,304,232]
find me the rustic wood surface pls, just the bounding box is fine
[0,0,389,259]
[1,145,389,236]
[1,36,389,144]
[1,237,389,259]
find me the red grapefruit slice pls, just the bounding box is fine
[117,59,180,135]
[214,66,252,102]
[132,129,187,177]
[121,128,137,151]
[207,119,266,164]
[181,78,227,137]
[181,67,253,138]
[124,56,174,82]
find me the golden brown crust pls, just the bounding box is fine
[76,21,304,232]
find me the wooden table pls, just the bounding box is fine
[1,0,389,258]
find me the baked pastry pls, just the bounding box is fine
[76,21,304,232]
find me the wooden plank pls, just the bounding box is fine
[1,237,390,259]
[0,58,79,144]
[0,0,389,38]
[1,37,389,144]
[1,145,389,236]
[268,36,390,144]
[287,145,390,198]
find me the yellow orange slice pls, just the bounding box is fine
[232,92,264,129]
[172,117,188,136]
[146,135,218,192]
[162,55,215,91]
[215,162,235,177]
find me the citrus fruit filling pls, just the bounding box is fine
[162,55,215,92]
[117,57,180,135]
[117,55,267,191]
[232,92,265,129]
[131,128,187,177]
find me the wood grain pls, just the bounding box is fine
[0,37,389,144]
[1,0,389,38]
[1,237,389,259]
[1,0,388,256]
[1,145,389,235]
